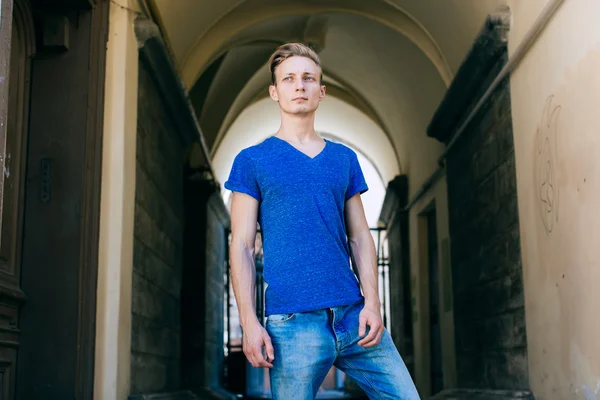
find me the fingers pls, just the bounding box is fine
[243,331,274,368]
[245,344,273,368]
[358,320,384,348]
[358,314,367,337]
[264,333,275,363]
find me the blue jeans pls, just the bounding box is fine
[265,300,420,399]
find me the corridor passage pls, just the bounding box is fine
[1,0,598,399]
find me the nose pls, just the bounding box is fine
[294,79,305,91]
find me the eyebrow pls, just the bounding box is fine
[283,72,316,76]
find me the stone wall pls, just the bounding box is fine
[181,178,230,394]
[131,42,231,398]
[427,12,529,392]
[446,72,528,390]
[203,194,230,386]
[130,59,185,394]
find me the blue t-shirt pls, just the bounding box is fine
[224,136,369,315]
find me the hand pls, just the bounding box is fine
[242,320,275,368]
[357,305,384,348]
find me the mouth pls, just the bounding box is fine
[292,97,308,101]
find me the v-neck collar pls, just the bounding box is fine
[271,135,328,160]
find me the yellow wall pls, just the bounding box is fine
[95,1,140,398]
[508,0,600,397]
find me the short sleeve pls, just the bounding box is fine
[345,150,369,201]
[224,151,261,201]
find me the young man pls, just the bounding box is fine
[225,43,420,400]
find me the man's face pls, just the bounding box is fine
[269,56,326,115]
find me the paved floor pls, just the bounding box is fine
[245,389,367,399]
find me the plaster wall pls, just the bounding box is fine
[507,0,600,398]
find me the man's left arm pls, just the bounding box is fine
[345,193,384,347]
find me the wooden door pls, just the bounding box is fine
[0,0,35,397]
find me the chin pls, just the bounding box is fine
[287,104,318,114]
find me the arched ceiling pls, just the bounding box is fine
[153,0,507,86]
[172,0,453,87]
[210,64,386,160]
[152,0,507,190]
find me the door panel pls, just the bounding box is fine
[0,0,35,398]
[15,1,108,398]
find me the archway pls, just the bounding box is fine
[212,94,399,227]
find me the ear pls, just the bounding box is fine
[269,85,279,102]
[319,85,326,101]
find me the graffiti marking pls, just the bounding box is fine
[535,95,561,234]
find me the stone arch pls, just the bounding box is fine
[209,64,401,171]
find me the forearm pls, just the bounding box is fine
[230,240,259,328]
[349,230,380,309]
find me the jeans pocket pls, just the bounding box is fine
[267,313,295,324]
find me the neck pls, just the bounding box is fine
[276,111,318,143]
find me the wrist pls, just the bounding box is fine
[239,309,259,329]
[240,318,260,331]
[364,297,381,310]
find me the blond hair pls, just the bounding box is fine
[268,43,322,85]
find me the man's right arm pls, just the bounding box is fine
[229,191,274,368]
